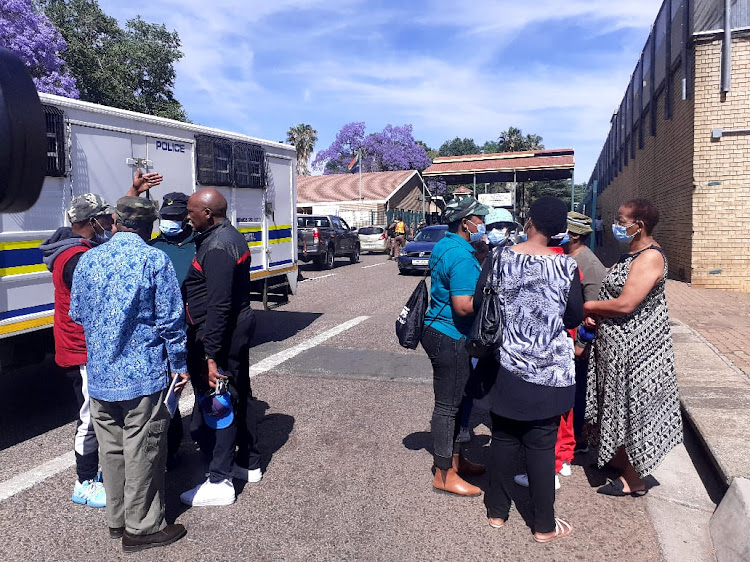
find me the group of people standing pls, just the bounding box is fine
[420,195,682,543]
[41,172,264,552]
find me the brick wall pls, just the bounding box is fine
[692,36,750,291]
[596,66,695,281]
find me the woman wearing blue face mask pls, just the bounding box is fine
[583,199,682,498]
[421,196,490,496]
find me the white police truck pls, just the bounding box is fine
[0,93,298,369]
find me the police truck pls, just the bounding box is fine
[0,93,298,370]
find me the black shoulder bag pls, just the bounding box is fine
[465,247,504,359]
[395,250,449,349]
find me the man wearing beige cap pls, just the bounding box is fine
[70,196,189,552]
[561,211,607,450]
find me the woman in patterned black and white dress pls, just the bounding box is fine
[584,199,682,497]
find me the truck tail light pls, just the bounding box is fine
[313,227,319,243]
[378,233,385,240]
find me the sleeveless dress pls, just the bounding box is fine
[585,245,683,477]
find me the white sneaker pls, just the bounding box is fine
[514,473,561,490]
[180,478,235,506]
[559,462,572,477]
[232,466,263,483]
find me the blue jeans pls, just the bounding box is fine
[421,326,472,470]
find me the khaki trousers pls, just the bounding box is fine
[90,390,169,535]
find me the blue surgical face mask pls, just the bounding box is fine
[467,221,485,243]
[159,219,184,236]
[612,223,637,243]
[558,234,570,246]
[487,228,508,246]
[91,218,113,243]
[94,231,112,244]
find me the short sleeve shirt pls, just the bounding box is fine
[424,232,480,340]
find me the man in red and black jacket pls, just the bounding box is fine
[180,188,260,507]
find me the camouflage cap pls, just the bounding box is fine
[567,211,593,235]
[116,196,158,228]
[67,193,116,224]
[442,196,491,224]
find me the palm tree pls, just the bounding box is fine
[286,123,318,176]
[498,126,544,153]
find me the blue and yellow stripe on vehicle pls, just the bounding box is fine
[238,226,264,248]
[269,224,292,245]
[0,240,47,277]
[0,303,55,337]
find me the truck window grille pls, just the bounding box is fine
[42,104,65,177]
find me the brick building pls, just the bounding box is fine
[584,0,750,291]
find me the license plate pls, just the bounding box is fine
[412,259,429,266]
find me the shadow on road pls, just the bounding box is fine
[0,357,79,451]
[251,309,322,346]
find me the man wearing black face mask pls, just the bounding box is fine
[40,193,116,509]
[150,192,196,467]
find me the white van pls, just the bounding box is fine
[0,93,297,368]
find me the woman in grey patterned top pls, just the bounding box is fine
[584,199,682,497]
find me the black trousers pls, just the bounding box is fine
[188,308,261,482]
[573,357,588,441]
[421,326,472,470]
[484,413,561,534]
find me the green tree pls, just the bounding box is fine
[41,0,186,121]
[498,126,544,152]
[415,140,438,161]
[437,137,480,157]
[481,140,500,154]
[286,123,318,176]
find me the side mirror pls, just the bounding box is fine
[350,226,357,231]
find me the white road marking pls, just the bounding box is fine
[299,273,337,283]
[249,315,370,377]
[361,262,388,269]
[0,451,75,502]
[0,315,369,502]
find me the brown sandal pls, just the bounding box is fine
[533,518,573,543]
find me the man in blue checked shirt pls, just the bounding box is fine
[70,196,189,553]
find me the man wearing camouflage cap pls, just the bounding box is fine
[561,211,607,451]
[70,196,189,551]
[40,193,117,510]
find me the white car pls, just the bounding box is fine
[358,225,388,253]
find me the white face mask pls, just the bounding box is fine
[159,219,183,236]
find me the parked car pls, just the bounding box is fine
[397,225,448,274]
[358,225,388,253]
[297,214,360,269]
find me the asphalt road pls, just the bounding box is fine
[0,252,719,561]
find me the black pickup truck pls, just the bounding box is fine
[297,214,361,269]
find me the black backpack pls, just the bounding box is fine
[395,279,428,349]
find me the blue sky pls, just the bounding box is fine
[99,0,661,181]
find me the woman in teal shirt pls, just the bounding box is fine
[421,196,489,496]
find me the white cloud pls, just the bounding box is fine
[97,0,662,180]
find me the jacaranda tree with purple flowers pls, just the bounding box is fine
[0,0,78,97]
[313,122,431,175]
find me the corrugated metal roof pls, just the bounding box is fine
[297,170,417,203]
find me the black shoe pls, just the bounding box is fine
[109,527,125,539]
[122,524,187,553]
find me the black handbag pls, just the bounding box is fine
[395,278,429,349]
[466,248,504,359]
